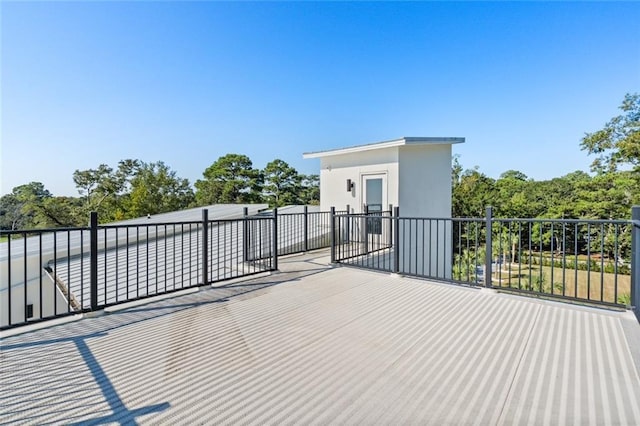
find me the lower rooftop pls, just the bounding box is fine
[2,249,640,424]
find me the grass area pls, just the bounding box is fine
[492,263,630,305]
[526,250,617,261]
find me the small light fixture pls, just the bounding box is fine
[347,179,354,192]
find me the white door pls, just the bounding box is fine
[362,173,387,214]
[362,174,387,235]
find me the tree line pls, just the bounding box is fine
[0,155,319,229]
[1,93,638,230]
[453,93,639,221]
[451,93,638,283]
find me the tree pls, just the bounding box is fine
[73,164,114,207]
[499,170,528,181]
[9,182,52,228]
[126,161,194,217]
[299,174,320,205]
[0,182,84,229]
[73,159,141,219]
[37,197,84,227]
[494,170,530,218]
[194,154,263,205]
[452,167,496,217]
[542,171,592,219]
[0,193,26,230]
[262,159,301,207]
[451,155,463,185]
[581,93,640,174]
[571,171,637,220]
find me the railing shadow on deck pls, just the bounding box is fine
[0,261,330,424]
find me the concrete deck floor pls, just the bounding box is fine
[2,250,640,425]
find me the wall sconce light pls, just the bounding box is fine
[347,179,354,192]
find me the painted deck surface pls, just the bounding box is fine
[2,250,640,425]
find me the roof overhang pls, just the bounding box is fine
[302,136,465,159]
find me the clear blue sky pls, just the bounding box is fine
[2,1,639,196]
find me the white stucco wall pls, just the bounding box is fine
[1,257,67,327]
[309,139,457,280]
[319,148,399,213]
[398,144,452,218]
[398,144,453,278]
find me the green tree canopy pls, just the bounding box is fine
[581,93,640,174]
[37,197,85,227]
[126,161,195,217]
[9,182,52,228]
[73,159,141,220]
[500,170,528,181]
[452,168,496,217]
[0,193,23,230]
[194,154,263,205]
[299,174,320,205]
[494,170,530,217]
[262,159,301,207]
[0,182,51,230]
[0,182,84,229]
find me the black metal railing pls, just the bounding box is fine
[332,210,394,271]
[275,208,337,256]
[488,216,631,307]
[246,207,348,260]
[1,226,93,328]
[1,210,276,329]
[396,216,454,279]
[0,206,346,330]
[333,206,640,313]
[5,205,638,329]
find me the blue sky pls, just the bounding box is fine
[2,1,639,196]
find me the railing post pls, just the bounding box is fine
[388,204,394,248]
[90,211,99,311]
[202,209,209,286]
[364,204,369,255]
[346,204,350,243]
[485,206,493,288]
[243,207,249,262]
[393,206,400,274]
[303,205,308,252]
[631,206,640,319]
[330,207,336,263]
[272,208,278,270]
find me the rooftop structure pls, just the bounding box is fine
[302,136,465,158]
[304,136,464,280]
[302,135,463,218]
[2,250,640,424]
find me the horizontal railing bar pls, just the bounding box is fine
[0,308,92,331]
[333,215,631,226]
[99,221,203,229]
[494,286,626,309]
[493,218,630,225]
[1,227,88,235]
[333,247,392,263]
